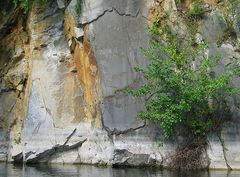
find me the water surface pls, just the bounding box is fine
[0,163,238,177]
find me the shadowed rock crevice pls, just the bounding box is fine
[79,7,148,26]
[1,0,240,169]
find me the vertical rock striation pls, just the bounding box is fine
[0,0,240,169]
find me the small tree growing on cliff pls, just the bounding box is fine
[127,18,240,151]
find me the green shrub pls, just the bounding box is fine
[75,0,82,18]
[189,1,205,18]
[127,18,240,139]
[13,0,32,13]
[13,0,48,13]
[175,0,183,5]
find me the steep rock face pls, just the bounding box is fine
[0,0,165,164]
[18,1,112,164]
[59,0,165,165]
[0,1,29,161]
[0,0,240,169]
[199,6,240,170]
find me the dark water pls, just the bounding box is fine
[0,163,238,177]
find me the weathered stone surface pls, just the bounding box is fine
[0,0,30,162]
[57,0,65,9]
[201,12,240,169]
[9,0,108,164]
[3,59,28,89]
[112,125,177,168]
[88,9,148,97]
[207,133,227,169]
[75,128,114,165]
[0,91,16,161]
[86,0,149,133]
[21,1,89,162]
[102,94,144,132]
[204,37,240,170]
[74,27,84,40]
[220,124,240,169]
[43,124,114,165]
[218,93,240,170]
[0,0,240,169]
[199,10,228,43]
[112,149,157,167]
[78,0,148,24]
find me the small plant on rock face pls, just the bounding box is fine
[13,0,48,13]
[175,0,184,5]
[228,0,240,23]
[74,0,82,24]
[13,0,32,13]
[188,1,205,19]
[127,17,240,140]
[75,0,82,17]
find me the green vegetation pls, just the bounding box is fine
[188,1,205,18]
[127,16,240,169]
[127,18,240,139]
[13,0,32,13]
[75,0,82,18]
[229,0,240,7]
[175,0,184,5]
[228,0,240,24]
[14,136,21,144]
[13,0,48,13]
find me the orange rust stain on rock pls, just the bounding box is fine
[64,11,102,126]
[73,28,101,126]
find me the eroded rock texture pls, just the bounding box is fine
[0,0,240,169]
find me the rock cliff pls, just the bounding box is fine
[0,0,240,170]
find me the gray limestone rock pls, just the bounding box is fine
[57,0,65,9]
[77,0,147,24]
[0,91,16,162]
[21,1,89,162]
[207,133,227,169]
[102,94,144,132]
[113,149,157,167]
[74,27,84,40]
[1,0,240,169]
[89,10,148,97]
[87,1,149,133]
[199,10,228,43]
[3,59,28,89]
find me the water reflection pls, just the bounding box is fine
[0,163,237,177]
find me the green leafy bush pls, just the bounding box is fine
[75,0,82,18]
[189,1,205,18]
[127,18,240,139]
[13,0,48,13]
[13,0,32,13]
[175,0,184,5]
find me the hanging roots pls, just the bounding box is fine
[169,140,208,170]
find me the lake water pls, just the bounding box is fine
[0,163,238,177]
